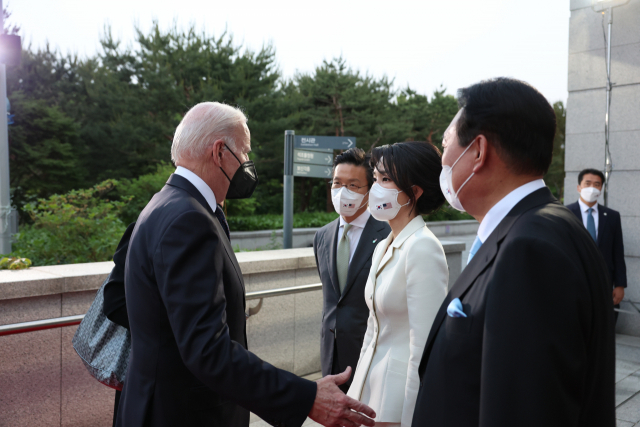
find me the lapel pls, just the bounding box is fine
[369,232,392,288]
[165,174,246,298]
[376,215,425,275]
[597,204,606,245]
[340,217,387,301]
[419,187,557,377]
[326,219,342,297]
[567,202,581,220]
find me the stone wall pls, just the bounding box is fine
[0,242,465,426]
[230,219,479,251]
[566,0,640,335]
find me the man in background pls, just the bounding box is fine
[314,148,390,393]
[567,168,627,323]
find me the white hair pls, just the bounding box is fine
[171,102,248,165]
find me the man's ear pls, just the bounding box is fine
[211,139,226,168]
[472,135,489,174]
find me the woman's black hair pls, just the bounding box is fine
[370,141,445,216]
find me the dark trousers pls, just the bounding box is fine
[331,340,351,394]
[614,304,620,326]
[112,389,121,427]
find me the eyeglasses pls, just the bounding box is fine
[331,181,367,191]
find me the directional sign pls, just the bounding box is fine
[303,147,333,153]
[294,135,356,150]
[294,149,333,166]
[293,164,333,179]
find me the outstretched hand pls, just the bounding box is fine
[308,366,376,427]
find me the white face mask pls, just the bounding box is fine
[331,187,368,217]
[368,183,410,221]
[439,140,475,212]
[580,186,601,203]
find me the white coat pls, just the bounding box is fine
[347,215,448,426]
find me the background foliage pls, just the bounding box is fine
[4,18,565,265]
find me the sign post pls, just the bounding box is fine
[283,134,356,249]
[0,0,13,254]
[283,131,295,249]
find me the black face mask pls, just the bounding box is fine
[220,143,258,199]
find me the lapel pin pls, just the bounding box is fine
[373,239,378,243]
[604,212,607,216]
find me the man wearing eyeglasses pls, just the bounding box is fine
[313,148,390,392]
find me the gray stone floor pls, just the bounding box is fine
[252,334,640,427]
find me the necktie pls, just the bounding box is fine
[467,236,483,265]
[336,223,352,294]
[214,205,231,241]
[587,208,597,242]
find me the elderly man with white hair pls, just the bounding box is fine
[117,102,376,427]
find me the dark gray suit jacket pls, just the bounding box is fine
[313,215,390,389]
[118,174,316,427]
[412,188,615,427]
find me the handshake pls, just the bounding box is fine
[309,367,376,427]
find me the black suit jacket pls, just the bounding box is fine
[567,201,627,288]
[412,188,615,427]
[117,174,316,427]
[313,215,390,388]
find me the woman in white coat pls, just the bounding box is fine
[347,141,449,427]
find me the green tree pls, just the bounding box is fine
[77,23,282,183]
[544,101,566,200]
[396,86,459,150]
[275,58,409,212]
[8,93,85,212]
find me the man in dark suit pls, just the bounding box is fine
[567,168,627,324]
[313,148,390,393]
[412,78,615,426]
[118,102,375,427]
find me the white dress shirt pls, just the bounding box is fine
[336,209,371,264]
[578,198,599,239]
[174,166,218,213]
[477,179,546,243]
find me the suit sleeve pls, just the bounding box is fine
[154,210,316,427]
[479,237,602,426]
[401,234,448,427]
[612,212,627,288]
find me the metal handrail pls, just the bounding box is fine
[0,283,323,337]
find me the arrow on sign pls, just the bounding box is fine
[324,168,332,177]
[342,139,354,148]
[325,155,332,163]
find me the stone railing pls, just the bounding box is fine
[0,242,465,426]
[230,219,479,251]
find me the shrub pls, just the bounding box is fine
[5,180,129,266]
[113,162,174,225]
[227,211,339,232]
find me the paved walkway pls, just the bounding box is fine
[251,334,640,426]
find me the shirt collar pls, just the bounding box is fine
[340,209,371,229]
[477,179,546,243]
[578,198,598,214]
[174,166,218,213]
